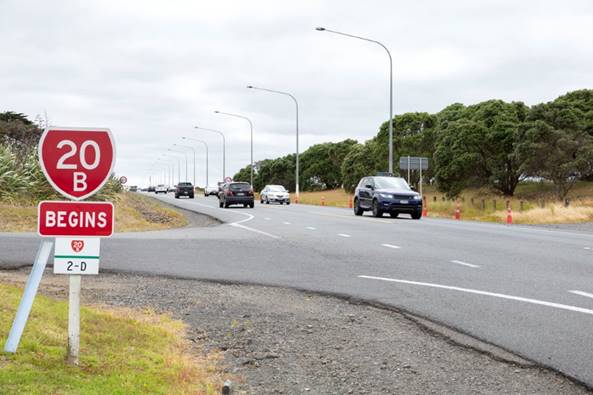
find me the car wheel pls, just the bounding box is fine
[224,201,229,208]
[390,212,399,218]
[353,198,364,216]
[266,197,270,204]
[250,202,254,208]
[189,194,194,199]
[175,195,179,199]
[412,211,422,220]
[372,200,383,217]
[260,198,264,204]
[287,201,291,205]
[219,201,223,208]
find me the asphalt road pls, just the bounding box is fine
[2,193,593,387]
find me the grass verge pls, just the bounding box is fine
[0,192,188,233]
[0,283,222,394]
[293,182,593,224]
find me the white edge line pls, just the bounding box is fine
[338,233,351,238]
[381,243,400,249]
[230,223,280,239]
[306,227,316,230]
[358,275,593,316]
[569,290,593,300]
[450,260,480,268]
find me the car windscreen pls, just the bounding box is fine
[268,186,286,192]
[373,177,411,190]
[178,183,192,187]
[230,183,251,191]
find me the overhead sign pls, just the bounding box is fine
[399,156,429,171]
[39,127,116,200]
[54,237,100,275]
[38,201,114,237]
[119,176,127,184]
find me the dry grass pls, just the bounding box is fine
[0,282,225,394]
[294,182,593,224]
[0,192,188,233]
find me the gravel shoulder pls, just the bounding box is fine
[0,269,589,395]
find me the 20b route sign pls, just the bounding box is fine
[39,127,116,201]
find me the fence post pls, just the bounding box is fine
[493,199,497,210]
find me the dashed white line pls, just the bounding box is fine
[381,244,401,249]
[283,221,291,225]
[358,275,593,316]
[264,217,271,220]
[584,247,592,250]
[450,260,480,268]
[306,226,317,230]
[230,223,280,239]
[338,233,351,238]
[569,290,593,300]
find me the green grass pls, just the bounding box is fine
[0,283,222,394]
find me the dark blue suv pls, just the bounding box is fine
[353,176,423,219]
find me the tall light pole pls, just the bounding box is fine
[168,148,187,182]
[175,143,196,187]
[316,26,394,174]
[194,126,225,181]
[214,111,254,186]
[247,85,300,200]
[182,137,209,187]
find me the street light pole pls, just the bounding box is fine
[214,111,254,186]
[175,143,197,187]
[194,126,225,181]
[182,137,209,187]
[247,85,300,200]
[168,148,187,182]
[316,26,394,174]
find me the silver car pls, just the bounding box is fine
[260,185,290,205]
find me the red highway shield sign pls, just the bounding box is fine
[38,201,114,237]
[39,127,116,200]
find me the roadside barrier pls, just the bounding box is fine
[454,200,461,220]
[348,196,353,209]
[422,196,428,217]
[321,196,325,206]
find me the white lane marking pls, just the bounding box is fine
[338,233,351,238]
[306,226,317,230]
[229,223,280,239]
[358,275,593,317]
[264,217,271,220]
[381,244,401,249]
[585,247,592,250]
[569,290,593,300]
[283,221,291,225]
[450,260,480,268]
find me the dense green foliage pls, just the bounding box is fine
[233,90,593,200]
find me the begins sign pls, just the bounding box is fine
[38,201,114,237]
[39,127,116,200]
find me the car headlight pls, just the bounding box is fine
[379,193,392,198]
[413,195,422,200]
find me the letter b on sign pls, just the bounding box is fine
[39,128,115,200]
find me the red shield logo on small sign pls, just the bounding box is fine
[71,240,85,253]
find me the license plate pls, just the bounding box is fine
[400,199,409,204]
[237,192,244,196]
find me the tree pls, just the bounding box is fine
[341,142,378,193]
[300,139,358,190]
[434,100,528,197]
[0,112,43,160]
[233,164,252,184]
[517,101,593,200]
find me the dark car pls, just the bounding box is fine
[219,182,254,208]
[175,182,194,199]
[353,176,422,219]
[147,185,155,193]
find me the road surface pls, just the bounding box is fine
[2,193,593,387]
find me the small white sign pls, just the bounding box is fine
[54,237,100,275]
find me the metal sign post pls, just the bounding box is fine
[399,156,429,194]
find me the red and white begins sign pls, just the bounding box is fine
[38,201,114,237]
[39,127,116,201]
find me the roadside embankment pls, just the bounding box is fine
[1,269,588,394]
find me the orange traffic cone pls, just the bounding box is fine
[422,196,428,217]
[348,196,353,209]
[454,200,461,220]
[507,205,513,224]
[321,196,325,206]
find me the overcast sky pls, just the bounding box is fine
[2,0,592,186]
